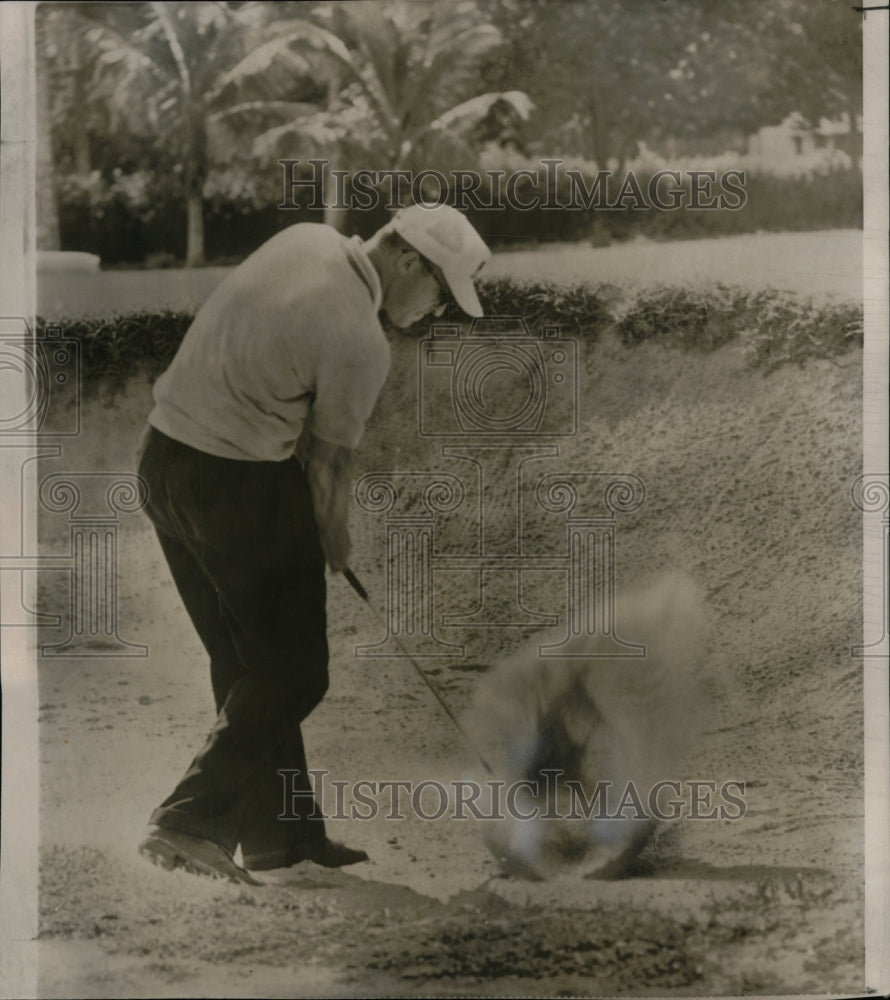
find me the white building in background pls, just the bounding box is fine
[748,111,862,169]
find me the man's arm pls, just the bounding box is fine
[305,434,354,573]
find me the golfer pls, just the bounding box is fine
[137,204,490,883]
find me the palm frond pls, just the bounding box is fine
[400,21,504,134]
[429,91,534,134]
[257,19,397,142]
[208,100,322,124]
[251,113,347,161]
[207,34,318,105]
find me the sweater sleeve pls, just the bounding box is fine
[309,322,391,450]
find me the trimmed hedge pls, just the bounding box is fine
[734,289,864,374]
[617,284,864,372]
[38,310,194,397]
[36,278,862,398]
[462,277,616,337]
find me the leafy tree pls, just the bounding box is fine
[225,0,532,224]
[480,0,862,164]
[37,2,111,249]
[40,0,861,260]
[668,0,862,141]
[66,1,331,265]
[477,0,692,166]
[47,1,529,255]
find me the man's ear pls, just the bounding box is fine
[395,247,421,276]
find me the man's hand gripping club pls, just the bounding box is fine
[305,435,353,573]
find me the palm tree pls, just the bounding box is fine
[62,1,529,260]
[35,2,96,250]
[76,2,241,265]
[76,1,322,265]
[222,0,532,226]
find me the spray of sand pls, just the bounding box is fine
[465,571,716,879]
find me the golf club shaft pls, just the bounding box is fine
[343,568,494,775]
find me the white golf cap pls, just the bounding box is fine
[391,203,491,317]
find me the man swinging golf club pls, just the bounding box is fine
[137,203,491,884]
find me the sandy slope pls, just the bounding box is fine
[32,296,866,996]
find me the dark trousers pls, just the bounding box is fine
[138,427,328,867]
